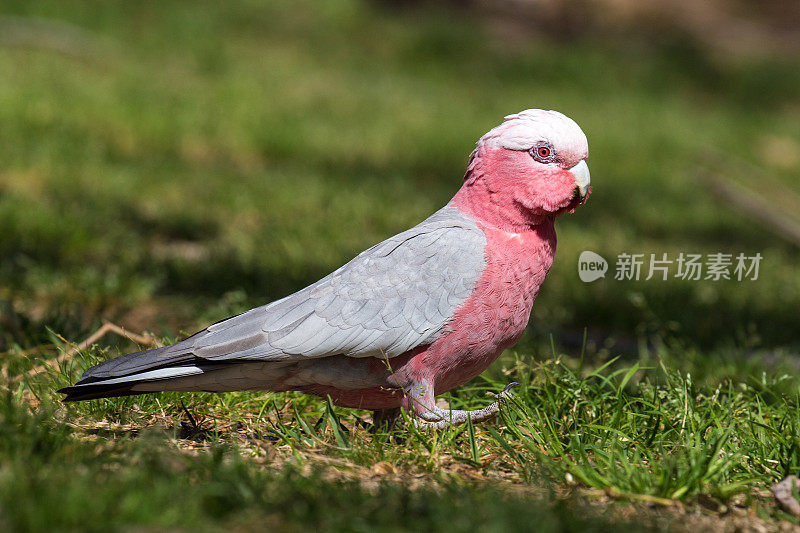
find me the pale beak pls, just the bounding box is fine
[569,159,590,199]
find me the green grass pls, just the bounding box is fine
[1,0,800,530]
[3,388,648,533]
[6,343,800,531]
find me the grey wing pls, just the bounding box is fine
[188,206,487,362]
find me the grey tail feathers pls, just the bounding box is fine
[58,382,149,402]
[57,339,213,402]
[57,362,225,402]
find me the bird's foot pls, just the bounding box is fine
[413,382,519,431]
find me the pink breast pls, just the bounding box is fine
[389,220,556,396]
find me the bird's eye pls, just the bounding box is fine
[530,142,556,163]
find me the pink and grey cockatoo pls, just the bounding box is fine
[59,109,590,429]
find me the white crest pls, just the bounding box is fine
[478,109,588,166]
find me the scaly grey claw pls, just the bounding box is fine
[502,382,520,394]
[488,382,519,401]
[413,382,520,430]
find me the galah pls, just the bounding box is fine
[59,109,591,430]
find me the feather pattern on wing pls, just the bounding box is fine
[76,207,485,385]
[190,206,486,362]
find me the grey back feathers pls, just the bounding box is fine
[190,206,486,361]
[75,207,486,386]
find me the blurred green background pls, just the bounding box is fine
[1,0,798,361]
[2,2,800,531]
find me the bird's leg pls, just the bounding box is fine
[371,407,401,432]
[406,380,519,430]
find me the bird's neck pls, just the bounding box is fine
[449,156,553,234]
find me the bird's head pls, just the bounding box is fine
[453,109,590,229]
